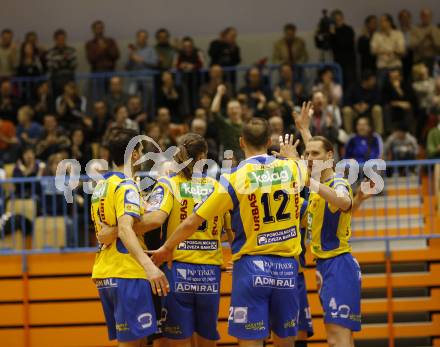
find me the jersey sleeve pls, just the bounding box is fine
[329,178,353,213]
[194,176,234,222]
[145,178,174,215]
[114,181,141,220]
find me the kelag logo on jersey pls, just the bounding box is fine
[91,181,108,203]
[247,166,292,188]
[257,226,297,246]
[179,182,214,200]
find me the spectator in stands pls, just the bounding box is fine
[155,28,175,71]
[0,115,19,163]
[239,67,271,112]
[0,79,19,123]
[156,71,184,123]
[272,23,308,65]
[398,9,414,81]
[104,76,129,116]
[344,116,383,164]
[36,114,70,160]
[427,114,440,158]
[277,63,294,91]
[199,92,213,117]
[329,10,357,89]
[33,81,55,123]
[384,123,418,160]
[144,122,168,154]
[16,105,43,146]
[211,85,243,159]
[309,90,341,144]
[22,31,47,72]
[199,64,233,100]
[343,70,383,134]
[90,100,110,142]
[85,20,119,73]
[371,14,405,88]
[127,95,147,126]
[69,128,92,171]
[191,117,218,161]
[55,81,87,128]
[104,105,139,142]
[412,63,435,123]
[410,8,440,72]
[126,30,158,71]
[312,67,343,105]
[268,115,285,139]
[13,147,45,197]
[156,106,188,145]
[432,77,440,115]
[0,29,18,77]
[46,29,77,97]
[16,41,43,78]
[358,15,378,74]
[382,68,416,135]
[274,64,307,107]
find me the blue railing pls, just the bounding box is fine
[10,63,343,115]
[0,159,439,255]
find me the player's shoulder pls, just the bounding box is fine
[329,174,351,190]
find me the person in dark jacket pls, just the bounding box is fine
[357,15,378,74]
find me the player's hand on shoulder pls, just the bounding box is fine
[144,264,170,296]
[272,134,300,160]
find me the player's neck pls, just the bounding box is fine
[244,148,267,159]
[320,168,334,183]
[112,165,134,178]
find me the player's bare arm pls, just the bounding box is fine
[308,179,352,212]
[118,214,170,296]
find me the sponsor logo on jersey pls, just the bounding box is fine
[125,190,140,204]
[91,181,108,202]
[147,186,164,210]
[179,182,214,200]
[231,307,248,323]
[244,320,265,331]
[176,268,187,280]
[177,240,218,251]
[95,278,118,288]
[252,275,296,289]
[175,282,219,294]
[257,226,297,246]
[247,166,292,187]
[248,193,260,231]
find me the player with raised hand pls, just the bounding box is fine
[91,128,169,347]
[151,118,307,347]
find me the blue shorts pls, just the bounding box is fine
[161,261,221,340]
[316,253,362,331]
[228,255,299,339]
[96,278,157,342]
[297,272,314,337]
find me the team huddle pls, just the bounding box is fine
[90,102,369,347]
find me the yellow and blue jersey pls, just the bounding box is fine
[146,173,227,266]
[306,175,353,259]
[91,171,147,279]
[195,155,306,262]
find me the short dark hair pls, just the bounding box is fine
[92,20,103,29]
[309,136,334,152]
[108,128,140,166]
[1,29,12,35]
[242,118,271,149]
[156,28,169,38]
[364,15,376,25]
[284,23,297,32]
[54,29,66,38]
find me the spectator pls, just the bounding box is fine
[344,116,383,164]
[85,20,119,72]
[199,64,233,100]
[16,105,43,146]
[90,100,110,142]
[190,117,218,161]
[127,95,147,125]
[16,41,43,78]
[144,122,168,154]
[384,123,418,160]
[13,147,45,198]
[427,114,440,158]
[0,115,20,163]
[432,77,440,115]
[126,30,158,71]
[409,8,440,72]
[104,76,129,116]
[210,85,243,160]
[268,115,285,141]
[309,90,341,145]
[312,67,343,105]
[329,10,357,89]
[272,23,308,65]
[0,29,18,77]
[46,29,77,97]
[104,105,139,141]
[0,79,19,123]
[174,36,204,111]
[32,81,55,123]
[239,67,271,112]
[412,63,435,112]
[69,128,92,171]
[274,64,307,107]
[156,107,188,145]
[155,28,175,71]
[343,71,383,134]
[382,68,416,134]
[371,14,405,88]
[36,114,70,160]
[22,31,47,72]
[156,71,184,123]
[358,15,378,74]
[398,9,414,81]
[55,81,87,128]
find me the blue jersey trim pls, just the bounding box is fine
[218,175,239,210]
[230,208,247,256]
[103,171,127,180]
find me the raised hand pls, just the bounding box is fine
[293,101,313,131]
[272,134,300,160]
